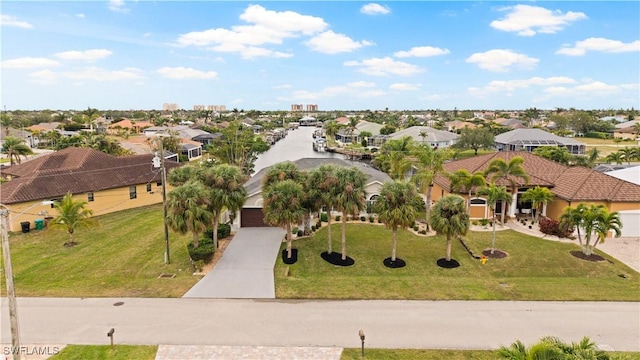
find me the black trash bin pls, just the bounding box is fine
[21,221,31,233]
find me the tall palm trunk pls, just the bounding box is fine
[212,211,220,250]
[327,212,332,253]
[490,210,497,254]
[391,227,397,261]
[286,224,292,259]
[192,232,200,249]
[425,186,432,231]
[341,215,347,260]
[445,234,452,261]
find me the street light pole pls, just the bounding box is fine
[1,200,53,360]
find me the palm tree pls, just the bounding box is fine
[334,167,367,261]
[591,207,622,256]
[323,120,340,142]
[560,204,622,256]
[618,147,636,165]
[430,195,469,265]
[1,136,34,165]
[0,113,11,135]
[374,181,420,266]
[484,156,530,224]
[411,145,450,231]
[448,169,486,215]
[49,192,97,247]
[262,179,306,259]
[605,152,624,165]
[200,164,247,249]
[306,165,339,254]
[165,180,211,249]
[498,336,608,360]
[262,161,303,189]
[477,184,511,255]
[520,186,555,223]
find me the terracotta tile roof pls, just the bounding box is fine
[435,151,640,202]
[0,147,182,204]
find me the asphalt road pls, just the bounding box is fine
[1,298,639,351]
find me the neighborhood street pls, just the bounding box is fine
[1,298,639,351]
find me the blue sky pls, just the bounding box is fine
[1,1,639,111]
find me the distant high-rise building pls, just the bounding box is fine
[163,103,179,111]
[306,104,318,112]
[291,104,304,111]
[193,105,205,110]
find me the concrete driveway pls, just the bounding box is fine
[182,227,285,299]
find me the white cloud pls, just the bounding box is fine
[1,15,33,29]
[177,5,327,58]
[490,4,587,36]
[466,49,538,72]
[28,70,57,84]
[394,46,450,58]
[468,76,576,96]
[109,0,130,13]
[556,37,640,56]
[64,67,143,81]
[360,3,391,15]
[390,83,420,91]
[344,57,424,76]
[347,81,376,88]
[76,14,85,18]
[1,57,60,68]
[306,31,373,54]
[157,67,217,80]
[54,49,113,62]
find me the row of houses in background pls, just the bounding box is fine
[2,144,639,237]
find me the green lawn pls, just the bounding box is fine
[50,345,157,360]
[1,205,200,297]
[275,224,640,301]
[341,348,497,360]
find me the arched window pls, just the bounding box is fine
[470,198,486,205]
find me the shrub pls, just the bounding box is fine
[204,223,232,240]
[311,225,316,232]
[335,215,341,222]
[360,216,366,222]
[584,131,610,139]
[479,218,489,226]
[297,229,303,237]
[188,237,215,262]
[472,220,479,226]
[320,212,328,222]
[413,225,419,231]
[538,217,573,238]
[316,220,322,229]
[369,216,374,223]
[410,220,416,228]
[419,230,427,235]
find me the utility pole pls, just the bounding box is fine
[159,138,170,264]
[1,208,22,360]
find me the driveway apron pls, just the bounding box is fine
[182,227,285,299]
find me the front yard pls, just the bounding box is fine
[274,224,639,301]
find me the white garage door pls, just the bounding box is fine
[619,210,640,237]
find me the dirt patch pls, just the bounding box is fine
[482,249,509,259]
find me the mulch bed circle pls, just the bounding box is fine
[282,249,298,264]
[482,249,509,259]
[570,250,605,262]
[383,257,406,268]
[436,258,460,268]
[320,251,355,267]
